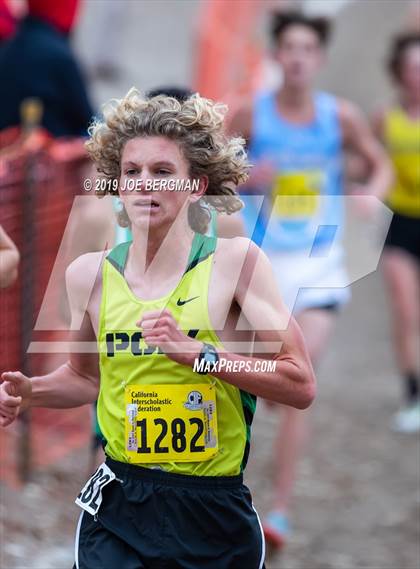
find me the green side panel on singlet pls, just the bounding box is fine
[239,390,257,472]
[107,240,131,275]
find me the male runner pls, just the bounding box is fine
[0,89,315,568]
[373,32,420,433]
[229,11,392,547]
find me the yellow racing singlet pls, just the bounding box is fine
[97,232,256,476]
[384,107,420,218]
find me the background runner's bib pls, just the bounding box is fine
[97,233,256,476]
[272,170,325,218]
[384,107,420,218]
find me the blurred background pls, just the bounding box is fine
[0,1,419,568]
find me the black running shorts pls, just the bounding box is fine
[73,457,266,569]
[384,212,420,261]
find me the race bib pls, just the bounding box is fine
[125,384,218,463]
[75,463,116,515]
[272,170,324,218]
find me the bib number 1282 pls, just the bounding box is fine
[125,383,218,463]
[137,417,205,454]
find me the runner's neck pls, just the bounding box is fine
[128,222,195,279]
[275,86,316,125]
[400,93,420,120]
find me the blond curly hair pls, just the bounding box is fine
[85,88,249,233]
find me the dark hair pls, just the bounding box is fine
[146,86,194,101]
[271,11,332,46]
[388,32,420,81]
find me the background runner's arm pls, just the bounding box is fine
[371,109,386,143]
[339,100,393,200]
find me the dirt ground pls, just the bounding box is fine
[1,271,419,569]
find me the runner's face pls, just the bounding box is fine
[119,136,197,230]
[274,25,324,89]
[399,45,420,96]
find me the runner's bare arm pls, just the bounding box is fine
[371,109,386,143]
[206,239,315,409]
[339,99,394,200]
[0,253,102,426]
[0,224,20,288]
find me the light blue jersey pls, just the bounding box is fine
[242,91,344,252]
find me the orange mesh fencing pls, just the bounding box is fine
[0,128,91,486]
[193,0,265,113]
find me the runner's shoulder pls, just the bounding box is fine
[371,106,389,139]
[337,98,375,143]
[65,250,110,303]
[337,97,366,126]
[216,236,270,268]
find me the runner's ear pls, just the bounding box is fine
[189,176,208,202]
[188,201,211,234]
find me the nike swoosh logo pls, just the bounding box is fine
[177,296,200,306]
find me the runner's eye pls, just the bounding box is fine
[125,169,139,175]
